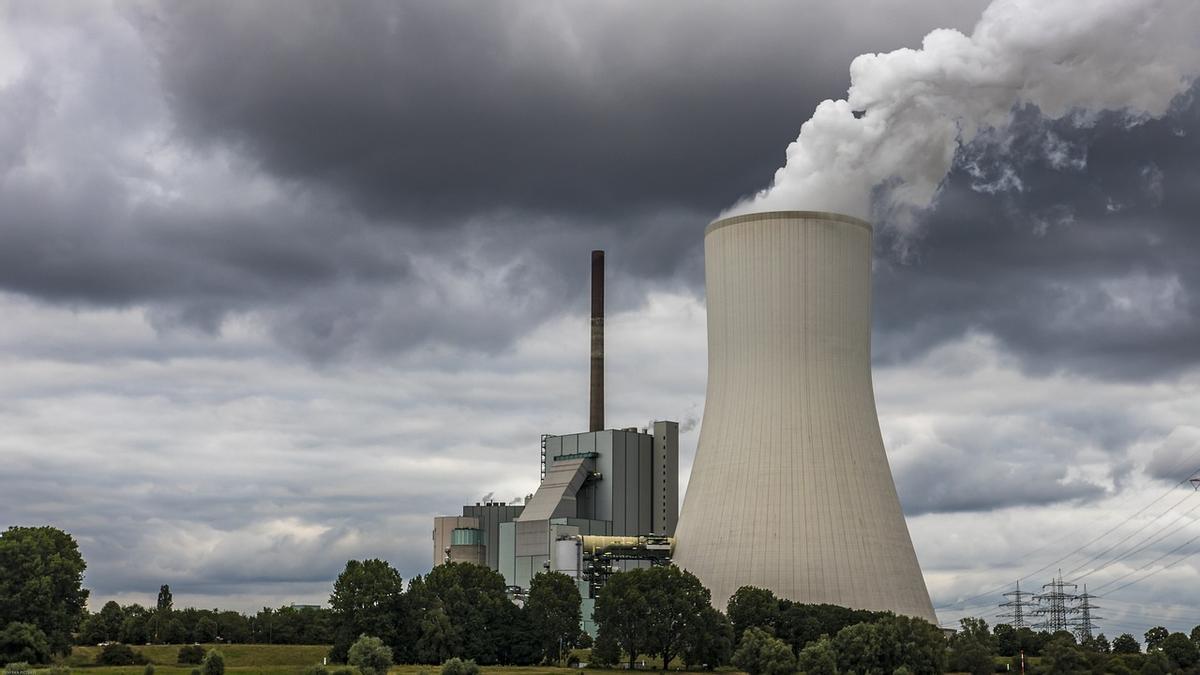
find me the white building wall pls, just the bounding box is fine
[672,211,936,623]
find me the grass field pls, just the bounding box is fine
[49,645,662,675]
[66,645,332,669]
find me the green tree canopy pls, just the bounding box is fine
[1112,633,1141,655]
[950,617,997,675]
[0,527,89,655]
[833,614,946,675]
[593,568,649,668]
[524,571,581,664]
[1160,632,1198,670]
[328,559,405,663]
[0,622,51,665]
[732,627,796,675]
[680,606,734,670]
[727,587,780,643]
[641,565,711,669]
[796,637,838,675]
[1144,626,1169,651]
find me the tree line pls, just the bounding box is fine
[7,525,1200,675]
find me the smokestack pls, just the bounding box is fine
[589,250,604,432]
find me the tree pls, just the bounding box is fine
[418,563,513,665]
[1041,636,1087,675]
[641,566,712,669]
[727,587,780,644]
[732,627,796,675]
[348,635,392,675]
[950,617,997,675]
[0,527,89,655]
[328,560,405,663]
[796,637,838,675]
[201,649,225,675]
[680,606,734,670]
[993,624,1017,657]
[1084,633,1110,654]
[415,606,456,665]
[154,585,173,643]
[1112,634,1140,655]
[1139,650,1170,675]
[1144,626,1169,651]
[1191,624,1200,647]
[524,572,581,664]
[1160,632,1198,670]
[590,631,620,667]
[593,570,649,668]
[0,622,51,665]
[98,602,125,643]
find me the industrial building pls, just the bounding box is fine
[673,211,937,623]
[433,250,679,634]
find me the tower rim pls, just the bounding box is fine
[706,210,872,237]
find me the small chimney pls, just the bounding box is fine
[589,250,604,432]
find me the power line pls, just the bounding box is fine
[998,580,1036,628]
[934,468,1200,612]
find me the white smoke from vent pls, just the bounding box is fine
[725,0,1200,229]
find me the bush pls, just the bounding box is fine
[302,666,329,675]
[348,635,393,675]
[48,665,71,675]
[96,643,147,666]
[331,669,354,675]
[201,649,225,675]
[441,657,481,675]
[3,663,30,675]
[144,665,156,675]
[0,622,52,665]
[178,645,206,665]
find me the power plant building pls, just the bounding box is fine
[432,251,679,634]
[672,211,937,623]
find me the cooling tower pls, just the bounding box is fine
[673,211,936,623]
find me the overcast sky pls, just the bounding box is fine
[3,0,1200,636]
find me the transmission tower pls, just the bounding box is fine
[1034,571,1079,632]
[999,580,1036,628]
[1075,585,1103,642]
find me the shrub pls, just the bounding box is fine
[331,669,354,675]
[178,645,206,665]
[144,664,156,675]
[201,649,225,675]
[0,622,52,665]
[348,635,393,675]
[3,663,30,675]
[302,666,329,675]
[48,665,71,675]
[96,643,147,666]
[441,657,481,675]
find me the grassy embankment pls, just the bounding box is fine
[56,645,600,675]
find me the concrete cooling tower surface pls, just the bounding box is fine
[673,210,936,623]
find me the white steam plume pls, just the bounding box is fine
[725,0,1200,227]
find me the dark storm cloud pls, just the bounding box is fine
[873,89,1200,380]
[148,0,989,222]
